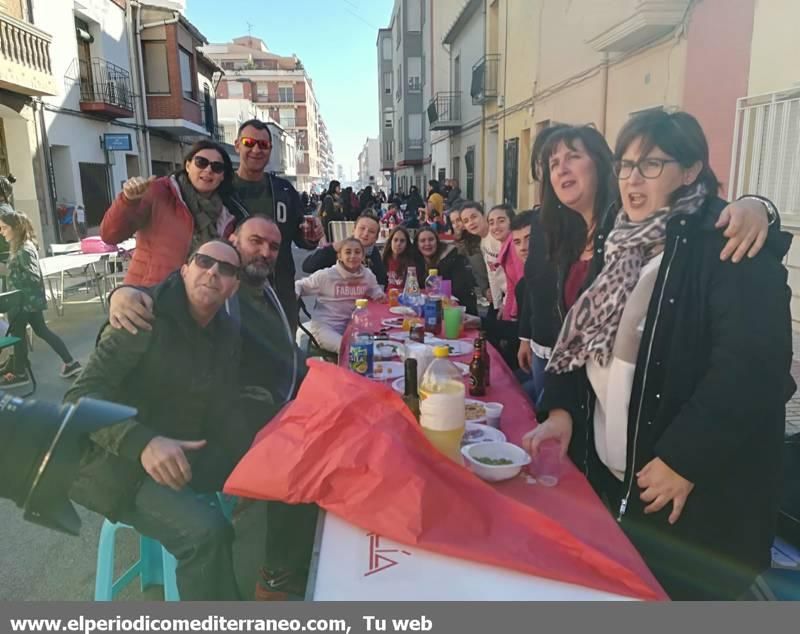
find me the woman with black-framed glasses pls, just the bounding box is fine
[101,140,237,287]
[518,123,781,407]
[525,110,794,600]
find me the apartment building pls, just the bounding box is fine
[377,0,426,195]
[357,137,384,191]
[204,36,331,192]
[423,0,462,186]
[0,0,56,244]
[435,0,485,202]
[0,0,226,240]
[726,0,800,327]
[484,0,753,210]
[215,98,296,181]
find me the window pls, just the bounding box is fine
[453,55,461,93]
[408,57,421,93]
[179,47,194,100]
[142,41,169,93]
[383,108,393,128]
[227,81,243,98]
[408,0,421,31]
[280,108,296,128]
[383,71,392,95]
[279,86,294,102]
[256,82,269,97]
[730,90,800,219]
[408,113,422,149]
[382,37,392,60]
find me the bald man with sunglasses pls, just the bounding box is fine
[66,240,248,600]
[228,119,324,331]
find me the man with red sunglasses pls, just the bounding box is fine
[228,119,324,331]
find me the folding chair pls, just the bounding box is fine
[296,298,338,363]
[0,289,36,397]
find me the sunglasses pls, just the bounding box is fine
[190,253,240,278]
[239,137,272,150]
[192,155,226,174]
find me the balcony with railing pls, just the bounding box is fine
[471,54,500,105]
[255,93,304,104]
[0,12,55,96]
[65,57,134,118]
[427,92,461,130]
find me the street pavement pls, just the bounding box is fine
[1,248,798,600]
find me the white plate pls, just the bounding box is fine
[388,331,439,343]
[390,361,470,394]
[381,317,406,328]
[461,423,507,446]
[389,306,416,316]
[374,340,401,359]
[431,339,474,356]
[465,398,488,423]
[372,361,404,381]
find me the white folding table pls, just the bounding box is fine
[305,512,635,601]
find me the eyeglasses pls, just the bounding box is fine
[190,253,240,278]
[239,137,272,151]
[192,156,226,174]
[614,158,679,179]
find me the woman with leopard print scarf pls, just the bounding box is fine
[523,111,793,600]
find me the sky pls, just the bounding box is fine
[186,0,395,181]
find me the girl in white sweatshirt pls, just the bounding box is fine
[295,238,385,353]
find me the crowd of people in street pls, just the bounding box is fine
[0,106,793,603]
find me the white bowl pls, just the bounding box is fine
[461,442,531,483]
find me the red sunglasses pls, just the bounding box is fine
[239,137,272,150]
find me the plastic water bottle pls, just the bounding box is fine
[419,345,466,463]
[402,266,424,315]
[348,299,374,377]
[425,268,442,297]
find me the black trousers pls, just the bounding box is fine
[8,311,73,375]
[117,478,240,601]
[590,461,758,600]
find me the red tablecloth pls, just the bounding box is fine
[338,302,665,598]
[227,301,665,599]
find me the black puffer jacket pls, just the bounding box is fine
[540,196,794,599]
[427,244,477,315]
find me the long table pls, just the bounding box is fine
[39,238,136,315]
[303,302,664,600]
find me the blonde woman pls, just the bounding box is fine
[0,211,80,386]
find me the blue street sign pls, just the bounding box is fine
[103,133,132,152]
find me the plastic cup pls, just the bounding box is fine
[443,306,464,339]
[483,402,503,429]
[439,279,452,299]
[531,440,563,487]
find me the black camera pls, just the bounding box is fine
[0,391,136,536]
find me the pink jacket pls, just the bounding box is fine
[498,236,524,321]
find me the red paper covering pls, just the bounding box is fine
[225,360,665,600]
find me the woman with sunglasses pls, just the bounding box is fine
[101,140,235,287]
[524,111,793,600]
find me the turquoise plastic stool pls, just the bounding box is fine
[93,493,237,601]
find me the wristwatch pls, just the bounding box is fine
[739,195,778,226]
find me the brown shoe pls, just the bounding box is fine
[254,568,306,601]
